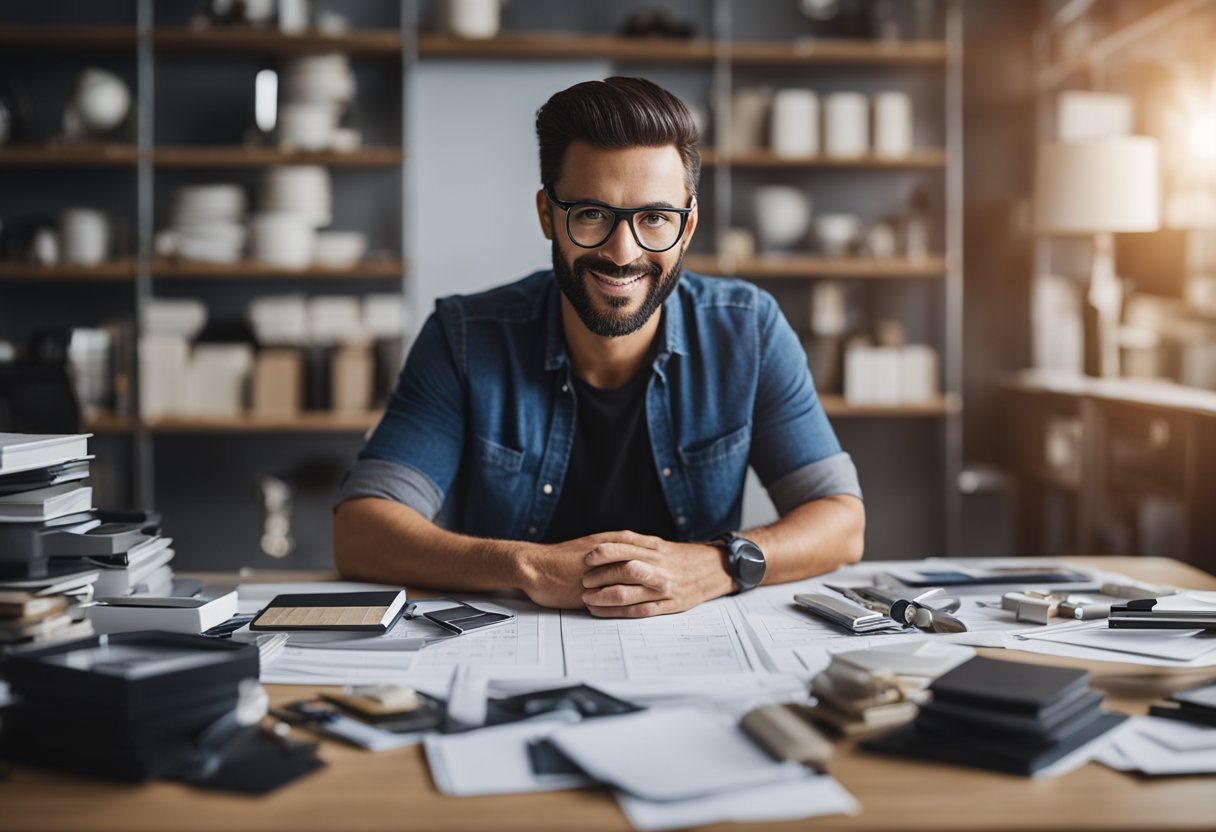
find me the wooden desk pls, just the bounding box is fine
[2,557,1214,832]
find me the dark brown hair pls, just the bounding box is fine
[536,76,701,197]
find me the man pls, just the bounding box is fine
[335,77,864,617]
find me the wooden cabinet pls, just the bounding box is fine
[1005,372,1216,573]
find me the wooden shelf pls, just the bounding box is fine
[418,32,715,62]
[0,144,138,166]
[821,394,960,418]
[153,146,402,167]
[0,260,137,280]
[153,27,401,56]
[83,413,137,434]
[152,258,404,279]
[685,254,948,279]
[143,412,381,433]
[0,24,135,50]
[701,149,948,168]
[729,38,948,65]
[85,412,381,434]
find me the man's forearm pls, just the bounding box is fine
[333,497,527,593]
[742,495,865,586]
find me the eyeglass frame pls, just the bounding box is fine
[543,184,696,253]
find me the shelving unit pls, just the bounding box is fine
[1,1,964,563]
[685,254,948,279]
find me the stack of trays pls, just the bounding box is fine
[0,632,259,781]
[863,656,1127,775]
[804,653,917,736]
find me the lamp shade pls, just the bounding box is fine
[1034,137,1161,234]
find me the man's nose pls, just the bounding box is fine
[598,217,644,265]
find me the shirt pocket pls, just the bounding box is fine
[678,423,751,532]
[679,423,752,468]
[474,434,526,472]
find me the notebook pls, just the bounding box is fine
[0,434,91,475]
[250,590,407,633]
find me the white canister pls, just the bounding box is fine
[824,92,869,159]
[279,0,311,34]
[441,0,502,40]
[60,208,110,266]
[250,213,315,269]
[753,185,812,251]
[810,281,847,337]
[770,89,819,158]
[874,91,913,158]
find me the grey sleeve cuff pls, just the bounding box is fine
[767,452,863,515]
[336,457,444,520]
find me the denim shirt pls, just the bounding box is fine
[339,270,861,542]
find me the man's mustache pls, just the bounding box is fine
[574,256,662,280]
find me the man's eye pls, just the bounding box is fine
[573,208,607,222]
[638,212,672,227]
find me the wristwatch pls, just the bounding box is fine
[712,533,766,594]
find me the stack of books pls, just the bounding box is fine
[803,653,920,737]
[0,631,262,781]
[0,433,99,645]
[863,656,1127,775]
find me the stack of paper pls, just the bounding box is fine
[1097,716,1216,775]
[546,707,858,830]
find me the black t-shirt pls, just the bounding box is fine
[542,365,678,543]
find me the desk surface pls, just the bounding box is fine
[2,556,1214,832]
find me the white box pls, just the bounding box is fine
[88,590,238,635]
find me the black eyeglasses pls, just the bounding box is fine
[544,184,695,253]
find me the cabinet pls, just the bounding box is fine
[1005,371,1216,573]
[0,0,963,565]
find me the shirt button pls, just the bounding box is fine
[542,483,554,495]
[676,516,687,526]
[527,526,538,535]
[662,467,671,477]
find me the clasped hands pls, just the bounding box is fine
[524,530,736,618]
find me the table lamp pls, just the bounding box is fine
[1034,137,1160,377]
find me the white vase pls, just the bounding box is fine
[824,92,869,158]
[441,0,502,40]
[874,91,913,158]
[754,186,811,251]
[770,89,819,158]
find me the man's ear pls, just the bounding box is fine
[683,198,699,244]
[536,189,553,240]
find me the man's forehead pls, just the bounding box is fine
[556,142,688,202]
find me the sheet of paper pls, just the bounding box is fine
[423,712,589,796]
[547,707,805,802]
[616,773,859,832]
[560,598,754,682]
[1000,631,1216,668]
[1014,620,1216,661]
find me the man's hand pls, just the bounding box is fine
[580,530,734,618]
[516,533,621,609]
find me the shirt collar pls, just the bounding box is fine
[542,271,690,372]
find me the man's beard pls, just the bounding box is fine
[552,240,684,338]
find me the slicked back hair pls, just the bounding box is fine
[536,76,701,198]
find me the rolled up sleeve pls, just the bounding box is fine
[335,308,466,515]
[749,294,863,511]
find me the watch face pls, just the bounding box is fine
[732,539,766,589]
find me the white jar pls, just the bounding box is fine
[824,92,869,158]
[874,91,913,158]
[770,89,819,158]
[60,208,110,266]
